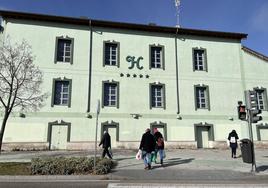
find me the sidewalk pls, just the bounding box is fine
[0,148,267,183]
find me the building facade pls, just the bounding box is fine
[0,10,267,150]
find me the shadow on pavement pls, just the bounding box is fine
[115,157,135,161]
[168,157,182,160]
[257,165,268,172]
[153,158,195,169]
[113,162,142,169]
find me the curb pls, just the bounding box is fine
[0,175,112,182]
[107,183,268,188]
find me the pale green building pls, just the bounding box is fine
[0,10,267,150]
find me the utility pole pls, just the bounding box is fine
[244,90,262,172]
[94,99,100,169]
[246,109,257,172]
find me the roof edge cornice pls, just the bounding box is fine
[0,9,247,40]
[242,46,268,62]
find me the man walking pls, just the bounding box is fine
[99,130,112,159]
[139,128,156,170]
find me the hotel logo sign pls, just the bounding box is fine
[126,56,143,70]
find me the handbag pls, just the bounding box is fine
[157,138,164,147]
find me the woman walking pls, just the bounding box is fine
[228,130,239,158]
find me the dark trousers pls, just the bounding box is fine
[231,147,237,157]
[102,147,112,159]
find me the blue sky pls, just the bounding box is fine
[0,0,267,56]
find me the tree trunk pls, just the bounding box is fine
[0,111,9,154]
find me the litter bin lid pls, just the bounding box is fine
[240,138,251,143]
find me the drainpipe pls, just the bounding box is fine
[175,28,180,114]
[87,20,93,112]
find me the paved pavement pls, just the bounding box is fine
[0,148,268,187]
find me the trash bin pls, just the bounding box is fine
[240,138,253,163]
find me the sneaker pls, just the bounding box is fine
[144,166,149,170]
[148,164,151,170]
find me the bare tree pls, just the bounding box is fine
[0,37,48,153]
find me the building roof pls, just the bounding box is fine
[0,10,247,40]
[242,46,268,62]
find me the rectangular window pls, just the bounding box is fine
[195,86,209,109]
[151,47,163,69]
[54,81,70,105]
[56,39,72,63]
[103,83,118,107]
[193,49,207,71]
[151,85,164,108]
[255,89,267,110]
[104,43,118,66]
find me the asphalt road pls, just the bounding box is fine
[0,181,110,188]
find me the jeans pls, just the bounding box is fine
[142,152,151,167]
[158,149,164,160]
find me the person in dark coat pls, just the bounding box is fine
[139,128,156,170]
[99,130,112,159]
[228,130,239,158]
[153,128,165,166]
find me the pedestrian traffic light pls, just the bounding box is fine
[237,105,247,120]
[244,90,258,110]
[250,109,262,123]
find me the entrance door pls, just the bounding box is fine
[103,126,117,148]
[197,126,209,148]
[50,125,68,150]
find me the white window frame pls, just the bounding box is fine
[152,47,162,68]
[52,78,72,107]
[102,81,119,108]
[55,36,74,64]
[150,45,165,70]
[59,40,71,62]
[195,85,210,110]
[254,88,268,111]
[104,42,119,67]
[150,83,166,109]
[193,48,207,71]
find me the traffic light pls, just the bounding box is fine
[237,105,247,120]
[244,90,258,110]
[250,109,262,123]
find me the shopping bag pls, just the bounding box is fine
[226,139,230,147]
[108,148,113,157]
[135,149,142,160]
[151,151,156,162]
[163,150,166,159]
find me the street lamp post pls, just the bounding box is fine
[94,99,100,169]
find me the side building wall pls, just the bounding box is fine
[242,47,268,147]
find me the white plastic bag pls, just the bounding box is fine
[226,139,230,147]
[108,147,113,157]
[135,149,142,160]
